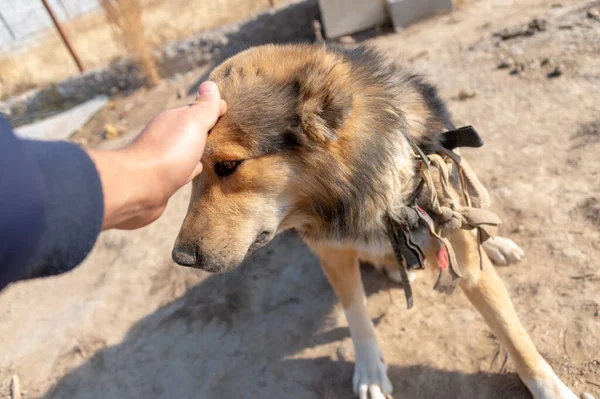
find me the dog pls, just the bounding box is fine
[172,44,578,399]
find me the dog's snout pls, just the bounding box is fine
[172,244,222,272]
[172,246,197,266]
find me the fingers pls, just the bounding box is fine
[188,81,223,131]
[193,81,218,102]
[193,82,227,116]
[186,162,204,184]
[219,99,228,116]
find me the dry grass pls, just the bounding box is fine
[101,0,160,87]
[0,0,273,100]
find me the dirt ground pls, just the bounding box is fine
[1,0,599,398]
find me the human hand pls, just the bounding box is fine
[88,81,227,230]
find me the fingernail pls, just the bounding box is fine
[198,81,217,97]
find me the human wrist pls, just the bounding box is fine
[87,148,156,230]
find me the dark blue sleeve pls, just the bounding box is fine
[0,115,104,290]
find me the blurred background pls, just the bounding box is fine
[0,0,279,100]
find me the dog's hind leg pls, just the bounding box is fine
[450,229,578,399]
[309,243,393,399]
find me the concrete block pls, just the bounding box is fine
[318,0,388,38]
[387,0,454,31]
[14,96,108,141]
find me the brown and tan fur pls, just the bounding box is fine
[173,44,577,399]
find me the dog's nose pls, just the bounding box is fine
[172,246,197,266]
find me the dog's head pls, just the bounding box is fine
[172,44,359,272]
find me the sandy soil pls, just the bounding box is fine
[1,0,599,398]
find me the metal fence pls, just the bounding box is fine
[0,0,99,52]
[0,0,275,100]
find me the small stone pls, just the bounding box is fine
[456,89,477,101]
[11,375,21,399]
[540,58,550,66]
[497,58,515,69]
[116,120,128,131]
[496,187,512,199]
[176,88,186,99]
[512,224,526,233]
[587,8,600,19]
[164,47,176,59]
[509,62,526,75]
[103,124,119,140]
[177,42,190,53]
[581,393,595,399]
[561,247,586,262]
[547,66,563,78]
[339,35,355,44]
[526,59,540,69]
[92,72,103,83]
[528,18,547,32]
[313,20,324,42]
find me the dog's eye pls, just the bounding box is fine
[214,160,242,178]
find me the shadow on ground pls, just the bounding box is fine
[41,232,529,399]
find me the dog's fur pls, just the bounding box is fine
[173,44,577,399]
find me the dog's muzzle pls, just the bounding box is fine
[172,246,198,267]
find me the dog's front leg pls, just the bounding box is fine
[449,229,579,399]
[309,243,393,399]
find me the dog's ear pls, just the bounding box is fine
[295,67,353,143]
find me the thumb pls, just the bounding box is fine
[188,81,222,131]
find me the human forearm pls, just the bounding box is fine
[86,148,167,230]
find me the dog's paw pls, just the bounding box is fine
[483,236,525,266]
[353,341,393,399]
[525,366,579,399]
[527,379,579,399]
